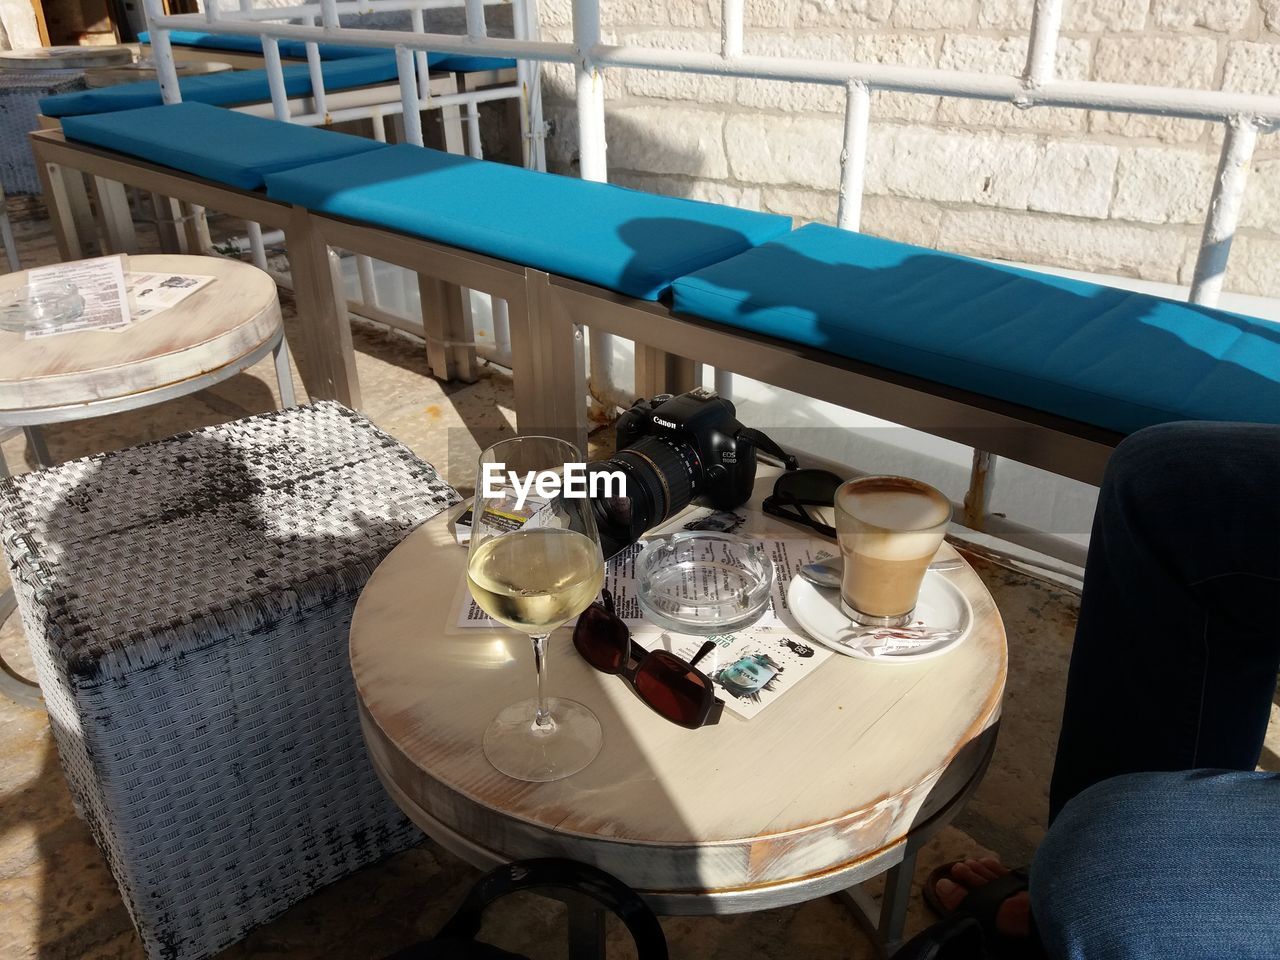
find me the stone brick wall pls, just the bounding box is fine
[537,0,1280,297]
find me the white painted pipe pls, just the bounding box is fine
[396,45,425,145]
[836,81,870,231]
[586,46,1280,126]
[305,42,328,121]
[370,107,387,141]
[466,101,483,157]
[262,36,292,121]
[142,0,182,104]
[571,0,606,182]
[714,368,734,400]
[246,221,269,270]
[465,0,487,40]
[356,254,380,308]
[252,83,521,128]
[492,297,512,360]
[205,0,220,22]
[721,0,743,59]
[320,0,340,30]
[194,0,508,22]
[154,14,578,64]
[515,0,547,171]
[152,12,1280,125]
[1189,118,1258,307]
[409,7,432,102]
[1023,0,1063,88]
[570,0,612,412]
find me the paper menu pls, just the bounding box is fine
[126,271,215,320]
[24,255,130,338]
[21,258,217,339]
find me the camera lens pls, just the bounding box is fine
[587,436,702,554]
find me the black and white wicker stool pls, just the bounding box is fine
[0,402,461,960]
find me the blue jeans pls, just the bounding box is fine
[1029,423,1280,959]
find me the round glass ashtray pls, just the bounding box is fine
[0,282,85,334]
[635,531,774,635]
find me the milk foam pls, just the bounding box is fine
[837,484,950,561]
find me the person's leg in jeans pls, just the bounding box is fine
[930,422,1280,953]
[1032,769,1280,960]
[1029,422,1280,959]
[1048,421,1280,815]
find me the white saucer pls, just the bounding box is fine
[786,571,973,663]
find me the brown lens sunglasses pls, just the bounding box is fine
[573,589,724,729]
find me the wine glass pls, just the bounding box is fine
[466,436,606,782]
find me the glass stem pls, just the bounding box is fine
[530,633,552,728]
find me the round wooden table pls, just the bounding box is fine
[0,253,294,705]
[82,60,233,88]
[0,253,292,424]
[351,468,1006,954]
[0,46,134,72]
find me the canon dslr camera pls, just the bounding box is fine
[587,388,791,557]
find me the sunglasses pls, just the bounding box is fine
[573,589,725,729]
[761,468,845,539]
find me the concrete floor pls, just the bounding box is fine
[0,197,1274,960]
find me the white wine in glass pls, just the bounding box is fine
[466,436,606,782]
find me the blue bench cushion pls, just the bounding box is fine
[264,144,791,300]
[670,223,1280,434]
[61,102,387,190]
[139,30,517,72]
[41,53,399,118]
[432,53,517,72]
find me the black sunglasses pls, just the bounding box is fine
[572,589,725,729]
[761,468,845,539]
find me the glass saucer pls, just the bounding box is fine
[0,282,85,334]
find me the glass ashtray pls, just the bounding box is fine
[0,282,85,334]
[635,531,774,635]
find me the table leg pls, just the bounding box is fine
[1,190,19,273]
[23,427,51,468]
[0,447,42,709]
[272,335,297,408]
[564,892,607,960]
[836,846,917,958]
[878,853,915,954]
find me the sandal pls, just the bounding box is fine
[921,861,1043,960]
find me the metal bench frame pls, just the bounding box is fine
[526,267,1122,555]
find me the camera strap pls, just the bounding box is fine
[740,427,799,472]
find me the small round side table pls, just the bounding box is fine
[351,467,1007,956]
[0,253,295,706]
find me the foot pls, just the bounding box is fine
[934,858,1032,939]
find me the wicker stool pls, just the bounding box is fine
[0,402,460,960]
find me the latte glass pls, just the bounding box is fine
[834,476,952,627]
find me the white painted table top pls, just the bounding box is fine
[351,466,1007,898]
[0,254,281,413]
